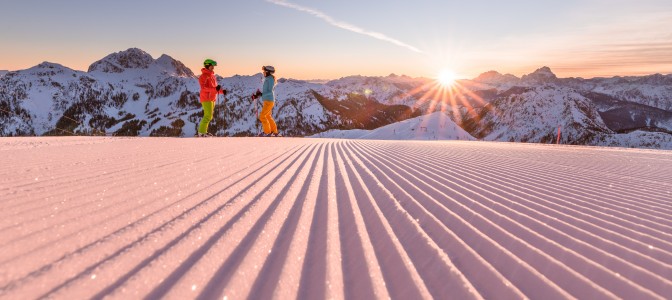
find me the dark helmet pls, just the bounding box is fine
[262,65,275,74]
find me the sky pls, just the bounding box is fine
[1,0,671,80]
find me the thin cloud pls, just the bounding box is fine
[266,0,424,54]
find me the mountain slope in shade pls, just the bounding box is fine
[598,130,672,148]
[475,86,612,144]
[585,91,672,133]
[1,137,671,299]
[311,111,475,140]
[455,85,672,148]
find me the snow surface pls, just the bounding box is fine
[311,111,476,141]
[1,137,671,299]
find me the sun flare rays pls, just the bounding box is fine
[398,71,498,139]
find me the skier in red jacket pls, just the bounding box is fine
[197,59,226,137]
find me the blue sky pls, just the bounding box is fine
[1,0,670,79]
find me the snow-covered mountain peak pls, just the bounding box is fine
[473,70,520,85]
[521,66,558,84]
[154,54,194,77]
[30,62,70,71]
[19,62,83,79]
[87,48,154,73]
[531,66,555,76]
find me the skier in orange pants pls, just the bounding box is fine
[253,66,281,137]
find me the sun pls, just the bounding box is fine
[437,69,457,86]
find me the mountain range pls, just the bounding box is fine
[1,48,671,149]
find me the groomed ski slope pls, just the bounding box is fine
[1,137,671,299]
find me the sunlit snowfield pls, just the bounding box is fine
[1,137,671,299]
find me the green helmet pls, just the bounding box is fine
[204,59,217,67]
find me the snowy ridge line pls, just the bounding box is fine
[1,137,671,299]
[350,141,671,297]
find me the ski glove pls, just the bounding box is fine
[221,89,227,96]
[216,85,222,91]
[253,90,262,98]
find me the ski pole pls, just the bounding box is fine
[255,96,259,136]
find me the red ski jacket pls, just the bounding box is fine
[199,68,224,102]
